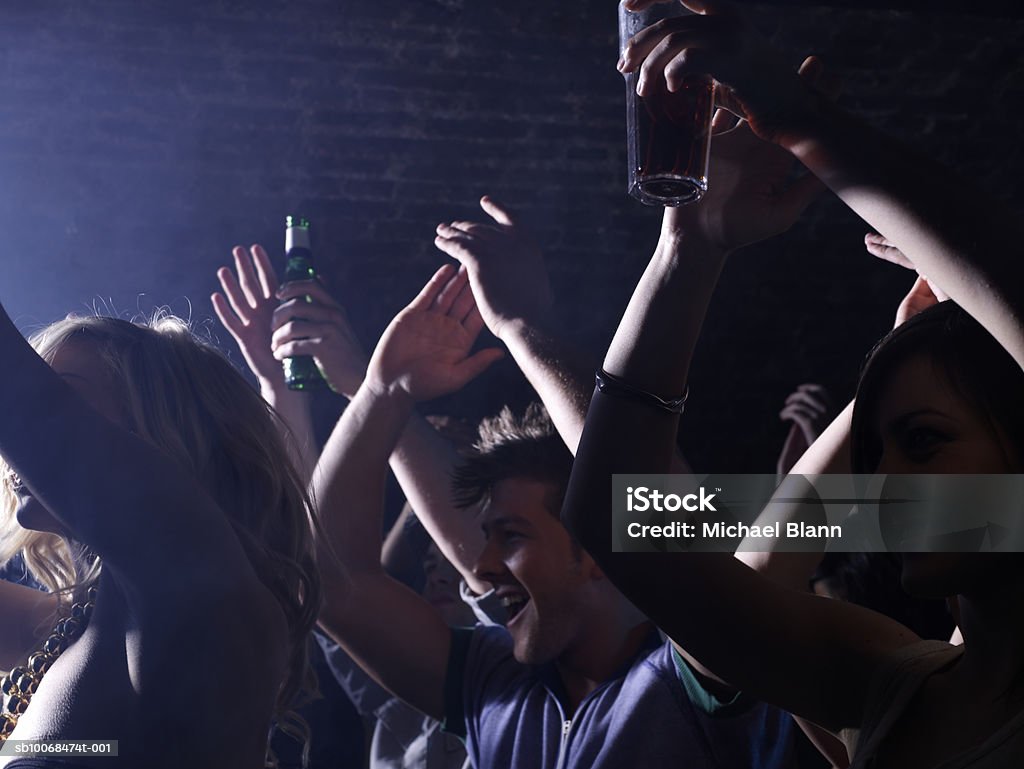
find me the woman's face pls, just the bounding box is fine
[14,338,128,535]
[868,353,1019,597]
[872,353,1013,475]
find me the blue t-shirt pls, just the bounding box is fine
[444,625,794,769]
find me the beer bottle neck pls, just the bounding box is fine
[285,226,311,253]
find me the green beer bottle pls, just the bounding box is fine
[281,215,325,390]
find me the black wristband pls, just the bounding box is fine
[594,369,688,414]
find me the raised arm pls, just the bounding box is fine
[623,0,1024,369]
[742,241,946,587]
[562,3,923,731]
[434,198,592,452]
[386,411,493,594]
[273,269,495,594]
[435,196,696,474]
[212,244,321,480]
[784,92,1024,369]
[563,198,915,733]
[314,265,502,718]
[0,307,258,596]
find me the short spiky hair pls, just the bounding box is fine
[452,403,573,515]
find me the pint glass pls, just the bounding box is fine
[619,1,715,206]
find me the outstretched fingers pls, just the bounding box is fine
[409,264,459,312]
[250,244,279,298]
[232,245,262,306]
[435,225,478,266]
[433,265,470,314]
[479,195,516,227]
[448,273,478,325]
[216,264,251,320]
[211,292,243,338]
[431,265,487,345]
[865,232,915,269]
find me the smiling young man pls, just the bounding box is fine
[313,266,795,769]
[444,406,799,768]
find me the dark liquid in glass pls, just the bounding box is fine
[629,75,714,205]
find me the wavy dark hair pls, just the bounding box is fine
[850,301,1024,474]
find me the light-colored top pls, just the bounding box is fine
[846,640,1024,768]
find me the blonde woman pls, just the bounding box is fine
[0,311,320,768]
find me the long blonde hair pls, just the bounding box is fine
[0,312,321,765]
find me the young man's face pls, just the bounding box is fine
[473,477,598,664]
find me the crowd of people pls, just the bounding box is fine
[1,0,1022,767]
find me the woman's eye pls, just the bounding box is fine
[901,426,948,459]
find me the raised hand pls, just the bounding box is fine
[434,196,553,341]
[863,232,914,270]
[211,245,283,390]
[366,265,504,403]
[618,0,823,146]
[271,280,368,399]
[667,114,822,252]
[776,383,833,478]
[660,46,839,252]
[894,275,942,329]
[864,233,949,327]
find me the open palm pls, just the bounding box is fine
[368,265,504,403]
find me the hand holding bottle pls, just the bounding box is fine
[271,280,369,399]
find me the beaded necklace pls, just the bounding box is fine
[0,587,97,742]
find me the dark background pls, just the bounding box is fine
[1,0,1021,471]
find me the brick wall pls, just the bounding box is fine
[2,0,1021,470]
